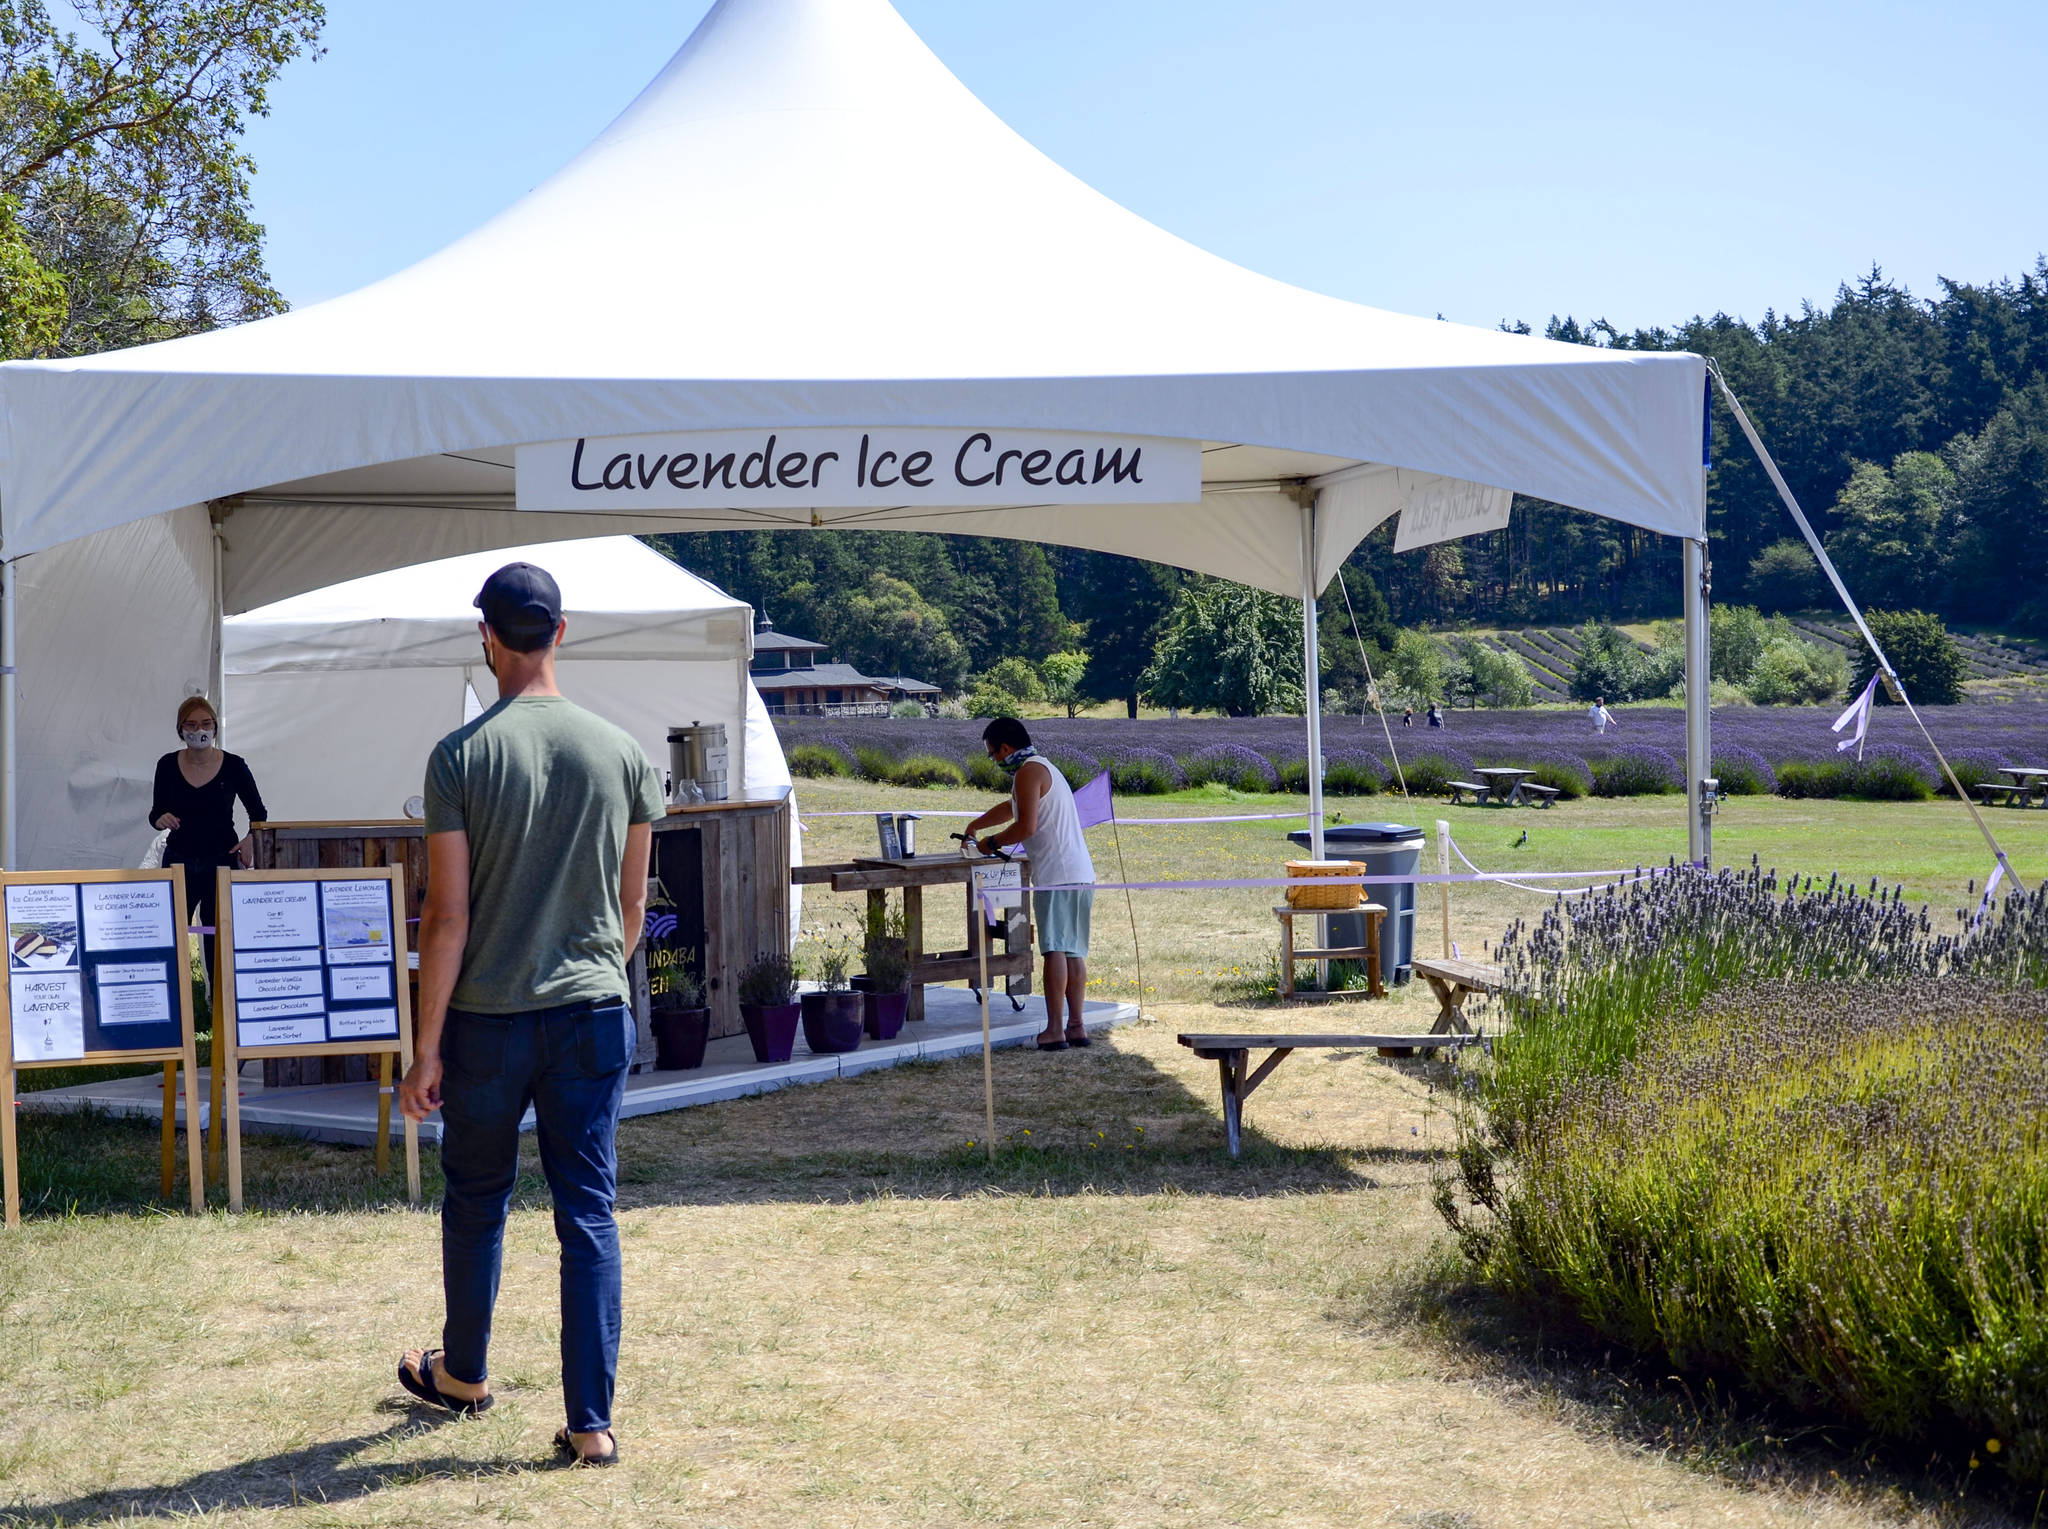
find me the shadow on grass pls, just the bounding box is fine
[0,1412,561,1527]
[1369,1250,2036,1528]
[9,1029,1458,1218]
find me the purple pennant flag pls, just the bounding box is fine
[1073,769,1114,828]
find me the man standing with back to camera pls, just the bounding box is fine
[395,561,665,1467]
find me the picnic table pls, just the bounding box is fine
[792,853,1033,1020]
[1178,1031,1485,1156]
[1473,766,1536,806]
[2003,768,2048,805]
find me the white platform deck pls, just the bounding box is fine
[20,987,1137,1147]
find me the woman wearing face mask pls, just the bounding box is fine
[150,696,268,993]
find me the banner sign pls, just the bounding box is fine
[1392,477,1513,552]
[515,427,1201,512]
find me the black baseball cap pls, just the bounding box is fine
[474,562,563,651]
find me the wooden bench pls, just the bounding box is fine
[1411,955,1505,1036]
[1179,1032,1485,1156]
[1519,783,1561,808]
[1446,780,1491,806]
[1274,902,1387,999]
[1977,782,2032,808]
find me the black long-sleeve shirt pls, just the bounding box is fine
[150,751,268,865]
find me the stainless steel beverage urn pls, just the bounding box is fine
[667,722,729,804]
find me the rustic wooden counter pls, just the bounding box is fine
[248,789,794,1075]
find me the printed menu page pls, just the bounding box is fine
[230,877,402,1050]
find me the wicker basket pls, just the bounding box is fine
[1284,859,1364,909]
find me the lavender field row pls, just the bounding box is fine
[778,703,2048,799]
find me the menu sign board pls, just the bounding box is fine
[1,868,205,1227]
[7,878,181,1063]
[227,877,401,1052]
[214,866,419,1215]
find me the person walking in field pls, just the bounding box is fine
[1589,696,1617,734]
[396,561,665,1468]
[965,717,1097,1051]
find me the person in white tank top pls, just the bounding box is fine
[965,718,1097,1051]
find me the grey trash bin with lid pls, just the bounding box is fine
[1286,822,1424,985]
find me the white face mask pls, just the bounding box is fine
[181,728,215,751]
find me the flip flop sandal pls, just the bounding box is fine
[1065,1032,1093,1048]
[555,1427,620,1467]
[397,1349,494,1416]
[1035,1039,1068,1052]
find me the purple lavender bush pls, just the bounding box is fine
[1439,866,2048,1493]
[1183,744,1278,793]
[1104,746,1185,794]
[1589,745,1681,796]
[1710,744,1776,795]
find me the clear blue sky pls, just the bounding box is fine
[241,0,2047,333]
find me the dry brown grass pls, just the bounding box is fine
[1,789,2039,1525]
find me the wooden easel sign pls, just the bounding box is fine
[216,867,420,1212]
[0,868,204,1229]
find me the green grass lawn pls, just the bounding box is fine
[0,788,2035,1526]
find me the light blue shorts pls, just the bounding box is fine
[1032,888,1094,958]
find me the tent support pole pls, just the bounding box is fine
[1300,497,1326,989]
[210,505,228,726]
[1,557,15,871]
[1683,537,1711,867]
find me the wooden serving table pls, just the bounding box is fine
[794,854,1034,1021]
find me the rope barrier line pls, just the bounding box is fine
[1445,835,1652,897]
[1708,359,2024,894]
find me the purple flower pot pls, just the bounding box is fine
[863,990,909,1040]
[800,991,864,1053]
[740,1001,801,1064]
[650,1007,710,1070]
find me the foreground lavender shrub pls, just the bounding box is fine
[963,752,1005,790]
[1778,743,1936,801]
[1710,743,1776,795]
[1442,976,2048,1490]
[1183,743,1278,793]
[1104,746,1184,794]
[1590,744,1681,796]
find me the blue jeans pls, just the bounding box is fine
[438,996,634,1435]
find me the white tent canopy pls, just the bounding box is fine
[224,536,786,824]
[0,0,1712,872]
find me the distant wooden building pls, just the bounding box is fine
[749,618,940,716]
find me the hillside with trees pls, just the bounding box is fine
[663,262,2048,711]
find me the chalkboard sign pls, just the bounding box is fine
[1,868,204,1228]
[216,867,419,1211]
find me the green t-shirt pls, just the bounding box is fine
[424,695,665,1014]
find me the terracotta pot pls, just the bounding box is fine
[740,1001,801,1064]
[800,990,864,1053]
[863,990,909,1040]
[650,1006,711,1070]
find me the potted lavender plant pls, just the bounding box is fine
[737,952,801,1064]
[649,965,710,1070]
[799,943,864,1053]
[861,904,912,1040]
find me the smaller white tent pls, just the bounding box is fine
[223,537,792,825]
